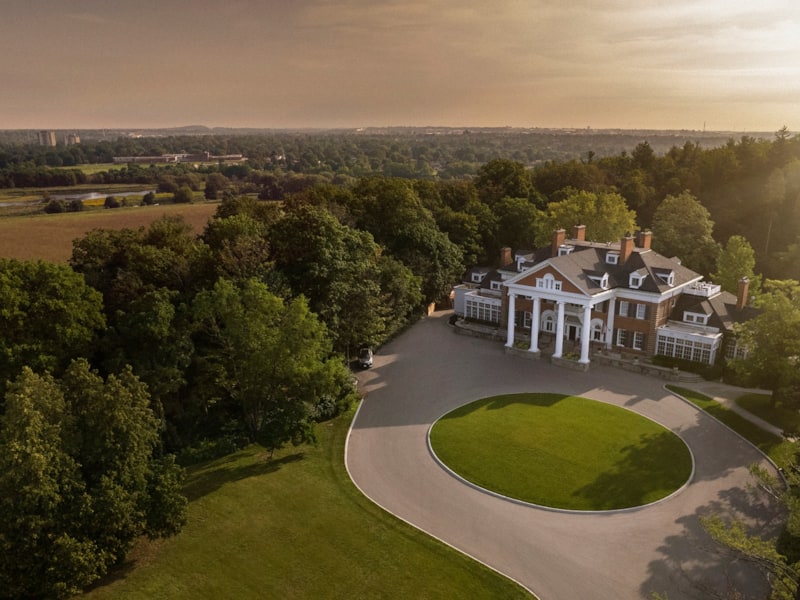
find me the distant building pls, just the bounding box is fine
[38,130,57,146]
[64,133,81,146]
[112,152,246,164]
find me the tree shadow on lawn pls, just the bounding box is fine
[640,484,783,599]
[572,430,692,509]
[442,393,567,417]
[183,451,305,502]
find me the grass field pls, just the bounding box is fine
[0,202,219,262]
[83,408,532,600]
[429,393,692,511]
[666,386,789,463]
[736,393,800,434]
[53,163,131,175]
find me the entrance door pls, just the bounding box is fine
[567,324,578,341]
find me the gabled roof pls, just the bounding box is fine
[505,241,701,296]
[670,290,761,332]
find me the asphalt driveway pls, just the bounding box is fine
[345,311,781,599]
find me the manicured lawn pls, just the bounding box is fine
[666,386,788,463]
[429,393,692,511]
[736,393,800,434]
[83,408,531,599]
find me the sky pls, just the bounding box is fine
[1,0,799,132]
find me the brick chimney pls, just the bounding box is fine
[737,277,750,310]
[572,224,586,241]
[620,232,634,264]
[499,247,512,267]
[551,229,566,257]
[635,230,652,250]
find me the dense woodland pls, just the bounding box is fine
[4,128,800,597]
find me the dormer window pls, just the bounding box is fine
[490,280,501,291]
[629,272,647,289]
[656,270,675,286]
[587,272,609,289]
[606,252,619,265]
[471,272,485,283]
[683,311,709,325]
[558,245,573,256]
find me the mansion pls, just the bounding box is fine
[453,226,758,367]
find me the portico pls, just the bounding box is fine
[505,290,597,364]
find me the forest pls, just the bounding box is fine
[3,127,800,597]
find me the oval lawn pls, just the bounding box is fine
[429,393,692,511]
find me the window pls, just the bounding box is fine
[465,298,500,323]
[726,339,748,360]
[635,304,647,320]
[471,272,484,283]
[656,334,715,365]
[629,273,645,289]
[490,280,501,291]
[591,320,604,342]
[618,301,630,317]
[633,331,645,350]
[588,273,609,289]
[656,271,675,286]
[684,312,708,325]
[558,246,573,256]
[536,273,562,291]
[606,253,619,265]
[541,311,555,333]
[616,329,628,347]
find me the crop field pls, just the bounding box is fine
[0,202,219,262]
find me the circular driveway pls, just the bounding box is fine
[346,311,780,599]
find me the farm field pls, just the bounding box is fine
[0,202,219,262]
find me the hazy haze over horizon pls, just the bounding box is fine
[2,0,798,132]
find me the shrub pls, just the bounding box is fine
[44,199,66,213]
[652,354,723,380]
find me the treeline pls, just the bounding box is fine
[3,129,800,275]
[0,128,745,177]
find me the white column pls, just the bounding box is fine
[579,304,592,363]
[606,298,616,350]
[529,297,541,352]
[506,292,516,347]
[553,301,565,358]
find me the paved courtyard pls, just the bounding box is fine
[346,310,782,599]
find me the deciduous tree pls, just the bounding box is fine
[540,189,637,245]
[651,191,719,275]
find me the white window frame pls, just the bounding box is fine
[536,273,562,291]
[632,331,645,350]
[523,311,532,329]
[629,274,643,289]
[591,319,604,342]
[606,253,619,265]
[657,271,675,286]
[471,272,484,283]
[618,300,629,317]
[616,329,628,347]
[684,311,708,325]
[635,304,647,320]
[490,280,501,291]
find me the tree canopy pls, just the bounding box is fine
[0,361,186,599]
[651,191,719,274]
